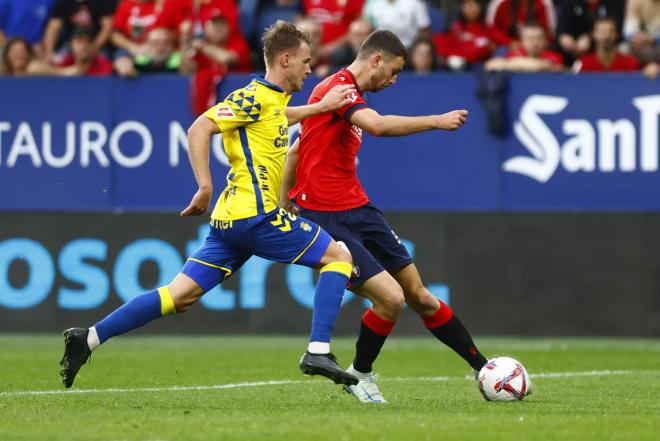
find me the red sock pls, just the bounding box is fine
[421,301,487,371]
[352,309,395,373]
[421,300,454,329]
[362,308,395,336]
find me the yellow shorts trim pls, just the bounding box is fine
[157,286,176,316]
[320,261,352,278]
[291,226,322,264]
[187,258,233,277]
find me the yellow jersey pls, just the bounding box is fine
[204,76,291,221]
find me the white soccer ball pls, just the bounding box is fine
[478,356,530,401]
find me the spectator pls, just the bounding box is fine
[434,0,496,71]
[408,38,438,74]
[294,16,329,76]
[180,8,250,74]
[363,0,431,48]
[575,17,640,72]
[556,0,625,64]
[622,0,660,66]
[180,7,252,114]
[54,26,113,75]
[329,18,372,72]
[114,27,180,76]
[0,0,54,49]
[157,0,242,40]
[0,37,34,76]
[302,0,365,58]
[485,0,557,49]
[486,21,563,71]
[41,0,117,62]
[112,0,167,58]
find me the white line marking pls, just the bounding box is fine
[0,370,649,398]
[528,370,633,379]
[0,380,302,397]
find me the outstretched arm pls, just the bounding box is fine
[180,115,220,216]
[279,138,300,214]
[285,84,356,125]
[350,108,468,137]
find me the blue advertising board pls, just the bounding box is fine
[0,73,658,211]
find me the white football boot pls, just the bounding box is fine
[344,364,388,403]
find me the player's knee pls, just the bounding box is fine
[376,286,405,316]
[331,242,353,265]
[337,248,352,265]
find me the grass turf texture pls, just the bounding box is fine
[0,335,658,441]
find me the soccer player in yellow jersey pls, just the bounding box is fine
[59,21,361,389]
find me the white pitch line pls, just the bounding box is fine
[527,370,633,379]
[0,370,644,398]
[390,370,635,382]
[0,380,301,397]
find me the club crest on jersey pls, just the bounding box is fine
[216,106,235,118]
[300,222,312,232]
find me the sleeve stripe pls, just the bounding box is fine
[343,103,368,122]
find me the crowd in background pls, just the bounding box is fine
[1,1,658,111]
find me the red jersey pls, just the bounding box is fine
[290,68,369,211]
[302,0,364,44]
[156,0,241,39]
[58,53,113,76]
[578,53,640,72]
[485,0,557,45]
[113,0,163,43]
[434,20,494,64]
[506,47,563,65]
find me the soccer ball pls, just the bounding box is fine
[478,357,530,401]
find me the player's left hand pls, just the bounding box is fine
[319,84,357,112]
[180,187,212,216]
[279,198,299,216]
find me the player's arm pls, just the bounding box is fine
[279,138,300,215]
[180,115,221,217]
[349,108,468,137]
[285,84,356,125]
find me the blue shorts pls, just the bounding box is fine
[181,208,331,292]
[299,203,412,286]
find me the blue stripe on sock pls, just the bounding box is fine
[95,290,162,343]
[310,271,349,343]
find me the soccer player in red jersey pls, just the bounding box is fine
[280,30,492,403]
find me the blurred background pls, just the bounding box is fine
[0,0,658,337]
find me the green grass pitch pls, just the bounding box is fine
[1,335,658,441]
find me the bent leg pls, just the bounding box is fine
[392,263,488,371]
[93,273,202,347]
[350,271,404,373]
[59,274,204,389]
[93,224,245,348]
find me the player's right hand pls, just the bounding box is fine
[180,187,212,216]
[437,110,468,131]
[319,84,357,112]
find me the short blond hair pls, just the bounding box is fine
[262,20,311,66]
